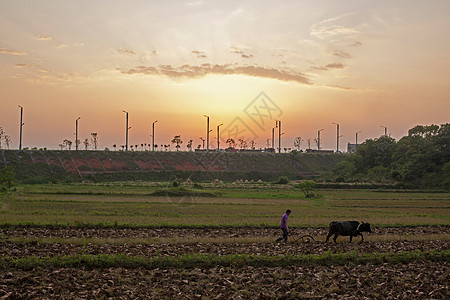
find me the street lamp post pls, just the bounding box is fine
[152,120,158,152]
[380,126,387,136]
[318,129,324,150]
[272,120,278,150]
[278,120,282,153]
[217,123,223,150]
[75,117,81,151]
[204,115,209,152]
[356,131,362,146]
[123,110,130,151]
[332,122,340,153]
[18,105,24,150]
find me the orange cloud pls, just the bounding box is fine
[35,35,52,40]
[192,50,207,58]
[325,63,345,69]
[117,49,136,55]
[122,63,311,84]
[0,48,26,55]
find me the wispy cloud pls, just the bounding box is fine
[122,63,311,85]
[325,63,345,69]
[332,50,351,58]
[0,48,27,55]
[229,45,253,59]
[117,48,136,55]
[34,35,52,40]
[192,50,207,58]
[14,63,31,68]
[311,63,346,71]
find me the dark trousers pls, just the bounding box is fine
[276,228,288,243]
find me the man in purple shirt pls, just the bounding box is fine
[275,209,291,243]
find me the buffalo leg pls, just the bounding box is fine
[325,232,333,243]
[333,233,338,243]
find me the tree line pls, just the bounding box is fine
[331,123,450,189]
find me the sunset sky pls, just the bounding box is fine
[1,0,449,151]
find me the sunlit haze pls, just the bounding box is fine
[1,0,449,151]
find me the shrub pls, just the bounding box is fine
[276,176,289,184]
[295,181,317,198]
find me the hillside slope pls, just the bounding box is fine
[0,150,345,182]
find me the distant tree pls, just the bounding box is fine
[63,139,72,150]
[130,145,134,151]
[295,181,317,198]
[294,137,302,151]
[249,140,256,149]
[307,139,311,150]
[144,143,147,151]
[164,144,169,151]
[199,137,205,149]
[0,127,4,149]
[197,144,201,150]
[266,139,271,148]
[226,138,235,148]
[239,138,248,149]
[4,135,11,150]
[59,144,64,150]
[171,135,183,151]
[113,144,117,151]
[0,166,15,195]
[83,138,89,150]
[121,145,125,151]
[187,139,193,151]
[91,133,98,150]
[408,124,439,137]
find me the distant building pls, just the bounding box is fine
[347,143,359,153]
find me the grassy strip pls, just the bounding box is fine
[1,251,448,271]
[3,233,450,246]
[1,222,449,230]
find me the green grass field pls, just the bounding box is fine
[1,182,449,227]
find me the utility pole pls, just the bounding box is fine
[152,120,158,152]
[217,123,223,150]
[123,110,130,151]
[75,117,81,151]
[18,105,24,150]
[332,122,340,153]
[278,120,282,153]
[318,129,324,150]
[204,115,209,152]
[380,126,387,136]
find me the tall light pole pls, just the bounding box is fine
[278,120,282,153]
[356,131,362,146]
[123,110,130,151]
[217,123,223,150]
[204,115,209,152]
[152,120,158,152]
[332,122,340,153]
[75,117,81,151]
[18,105,24,150]
[272,120,278,150]
[317,129,324,150]
[380,126,387,136]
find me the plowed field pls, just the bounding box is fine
[1,226,448,299]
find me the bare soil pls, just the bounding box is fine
[0,226,448,299]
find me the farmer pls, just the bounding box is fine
[275,209,291,243]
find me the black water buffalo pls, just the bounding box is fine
[325,221,372,243]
